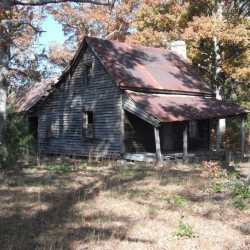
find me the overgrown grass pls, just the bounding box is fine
[0,159,249,249]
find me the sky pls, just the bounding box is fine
[38,16,66,46]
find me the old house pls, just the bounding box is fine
[14,37,249,161]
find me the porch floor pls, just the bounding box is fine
[123,150,221,163]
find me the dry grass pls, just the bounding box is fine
[0,159,250,250]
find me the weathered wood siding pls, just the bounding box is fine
[38,47,122,157]
[124,111,155,153]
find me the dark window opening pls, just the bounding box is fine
[45,115,53,139]
[83,111,94,138]
[28,116,38,139]
[85,64,93,86]
[189,120,198,137]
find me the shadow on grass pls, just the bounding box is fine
[0,164,153,249]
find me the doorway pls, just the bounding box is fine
[163,123,175,151]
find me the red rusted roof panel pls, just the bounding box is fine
[86,37,214,95]
[12,78,56,113]
[126,91,249,122]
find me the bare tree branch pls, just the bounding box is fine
[11,21,44,33]
[13,0,114,7]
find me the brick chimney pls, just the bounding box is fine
[170,41,187,59]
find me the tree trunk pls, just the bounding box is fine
[213,0,225,132]
[0,1,12,147]
[246,166,250,184]
[0,87,7,145]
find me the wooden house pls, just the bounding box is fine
[15,37,249,161]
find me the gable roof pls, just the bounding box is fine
[85,36,214,95]
[10,78,56,113]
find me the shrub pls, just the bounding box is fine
[211,127,249,152]
[1,104,33,167]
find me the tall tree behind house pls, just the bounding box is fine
[129,0,250,108]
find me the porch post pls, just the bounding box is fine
[183,122,188,158]
[154,127,162,164]
[241,115,246,157]
[216,119,220,153]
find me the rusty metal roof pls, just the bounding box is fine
[126,91,249,122]
[10,78,56,113]
[86,37,214,95]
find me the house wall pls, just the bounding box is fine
[124,111,155,153]
[38,47,122,157]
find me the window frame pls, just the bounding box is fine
[82,110,94,139]
[189,120,199,138]
[45,114,53,139]
[84,63,93,86]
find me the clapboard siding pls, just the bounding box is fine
[38,47,122,157]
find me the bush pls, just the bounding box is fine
[0,104,33,167]
[211,127,250,152]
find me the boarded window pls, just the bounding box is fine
[82,111,94,138]
[45,115,53,139]
[84,63,93,86]
[189,120,198,137]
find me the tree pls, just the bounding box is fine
[129,0,250,108]
[45,0,138,69]
[0,0,113,148]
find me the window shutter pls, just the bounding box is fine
[82,112,87,137]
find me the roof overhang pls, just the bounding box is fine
[125,91,249,124]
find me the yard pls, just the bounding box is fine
[0,158,250,249]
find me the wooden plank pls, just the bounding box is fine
[216,119,220,153]
[154,127,162,164]
[123,94,160,127]
[183,122,188,158]
[241,115,246,157]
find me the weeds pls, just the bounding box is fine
[212,183,224,193]
[173,220,195,238]
[164,194,189,209]
[47,163,71,175]
[233,199,246,210]
[233,183,250,199]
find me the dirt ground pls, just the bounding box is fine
[0,158,250,250]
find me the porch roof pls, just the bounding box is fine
[126,90,249,123]
[9,78,57,113]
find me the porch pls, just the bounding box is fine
[123,91,249,163]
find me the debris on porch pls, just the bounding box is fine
[123,151,223,163]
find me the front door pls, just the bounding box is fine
[163,123,175,151]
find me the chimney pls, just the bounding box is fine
[170,41,187,59]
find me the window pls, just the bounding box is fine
[83,111,94,138]
[84,63,93,86]
[45,115,53,139]
[189,120,198,137]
